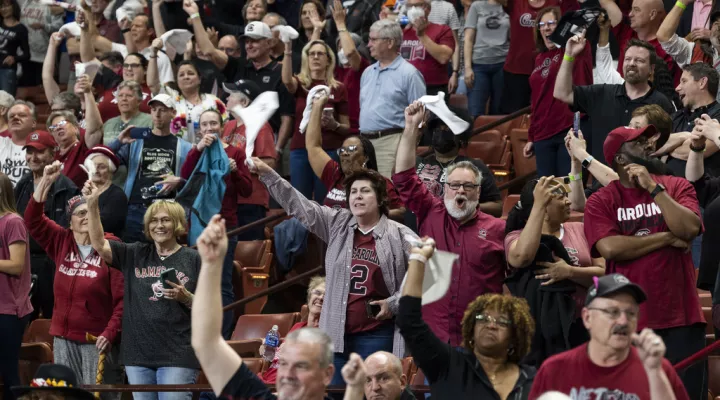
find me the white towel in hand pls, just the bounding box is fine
[116,0,143,23]
[271,25,299,43]
[74,59,102,81]
[299,85,330,134]
[233,91,279,169]
[160,29,193,60]
[59,22,81,38]
[417,92,470,135]
[400,235,458,305]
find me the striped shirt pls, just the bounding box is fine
[259,170,417,357]
[428,0,461,31]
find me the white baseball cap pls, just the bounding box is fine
[148,93,176,109]
[242,21,273,40]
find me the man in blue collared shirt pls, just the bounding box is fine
[360,19,426,178]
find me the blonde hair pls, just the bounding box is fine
[306,275,325,303]
[297,40,339,90]
[143,200,187,240]
[0,173,17,216]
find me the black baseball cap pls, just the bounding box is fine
[222,79,261,101]
[585,273,647,306]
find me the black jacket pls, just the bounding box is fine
[396,296,535,400]
[14,172,79,254]
[505,235,585,367]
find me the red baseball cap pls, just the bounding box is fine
[23,131,58,152]
[84,145,121,169]
[603,125,658,166]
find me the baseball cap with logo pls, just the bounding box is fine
[585,273,647,306]
[241,21,273,40]
[222,79,261,100]
[23,131,58,152]
[148,93,176,109]
[602,125,658,166]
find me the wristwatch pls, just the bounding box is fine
[650,183,666,199]
[581,155,594,169]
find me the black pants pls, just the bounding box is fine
[656,323,707,400]
[0,314,31,400]
[30,253,55,320]
[500,70,531,114]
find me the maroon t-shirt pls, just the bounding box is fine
[320,159,403,210]
[56,130,89,188]
[400,23,455,86]
[583,176,705,330]
[335,57,371,136]
[97,83,152,122]
[614,22,681,85]
[0,213,32,317]
[529,343,690,400]
[289,78,349,151]
[345,230,391,334]
[528,46,592,142]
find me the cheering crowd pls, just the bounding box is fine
[1,0,720,398]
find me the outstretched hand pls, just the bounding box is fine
[197,214,228,265]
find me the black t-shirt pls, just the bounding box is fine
[0,22,29,68]
[129,134,179,203]
[99,184,128,238]
[415,154,502,203]
[666,101,720,177]
[221,363,334,400]
[108,241,201,369]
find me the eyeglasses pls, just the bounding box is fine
[446,182,480,191]
[476,314,512,328]
[586,307,639,321]
[308,51,327,58]
[72,209,88,218]
[123,63,142,69]
[49,120,69,131]
[537,20,557,28]
[368,36,390,43]
[337,145,359,156]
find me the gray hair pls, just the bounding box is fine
[370,19,402,50]
[285,328,334,368]
[0,90,14,108]
[118,80,144,100]
[264,12,287,26]
[446,161,482,186]
[88,153,118,173]
[8,100,37,121]
[52,92,82,114]
[46,110,79,129]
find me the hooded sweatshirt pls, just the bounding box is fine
[25,197,124,344]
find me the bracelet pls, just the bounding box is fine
[338,28,348,33]
[568,173,582,181]
[409,253,428,264]
[284,51,292,55]
[690,143,706,152]
[675,1,687,10]
[563,54,575,62]
[189,12,200,19]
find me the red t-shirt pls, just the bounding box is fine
[320,159,403,210]
[529,343,690,400]
[56,131,89,188]
[614,22,681,85]
[528,46,592,142]
[583,176,705,330]
[345,230,392,334]
[289,78,349,151]
[0,213,32,317]
[504,0,575,75]
[221,120,277,209]
[97,83,153,122]
[335,57,371,136]
[400,23,455,86]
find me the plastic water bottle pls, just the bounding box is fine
[263,325,280,362]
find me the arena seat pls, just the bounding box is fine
[465,137,511,174]
[708,356,720,398]
[502,195,520,219]
[704,307,715,346]
[18,342,54,385]
[232,240,273,315]
[231,313,299,341]
[471,115,524,139]
[401,357,416,380]
[509,128,536,182]
[449,94,468,111]
[23,319,53,348]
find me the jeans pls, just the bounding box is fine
[0,314,30,400]
[533,131,572,177]
[125,366,199,400]
[290,148,340,202]
[0,68,17,97]
[330,323,394,385]
[222,235,238,339]
[235,204,266,241]
[123,203,149,243]
[468,62,504,118]
[456,74,468,95]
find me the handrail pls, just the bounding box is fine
[80,384,432,394]
[223,266,323,312]
[496,171,537,192]
[190,211,287,249]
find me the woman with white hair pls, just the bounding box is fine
[83,146,128,237]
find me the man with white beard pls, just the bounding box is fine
[392,102,507,347]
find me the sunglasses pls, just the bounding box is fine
[337,145,359,156]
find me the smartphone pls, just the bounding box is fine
[323,107,334,118]
[573,112,580,136]
[365,300,381,318]
[160,268,180,289]
[130,127,152,140]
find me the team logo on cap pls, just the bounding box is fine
[247,24,254,32]
[614,275,630,284]
[31,133,38,141]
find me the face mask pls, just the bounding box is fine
[337,48,349,66]
[432,128,457,154]
[407,6,425,24]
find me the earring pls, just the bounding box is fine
[362,161,367,168]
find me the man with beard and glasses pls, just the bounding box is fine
[529,274,689,400]
[555,34,674,166]
[414,106,502,217]
[192,215,334,400]
[582,125,706,400]
[392,101,506,348]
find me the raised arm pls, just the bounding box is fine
[185,0,228,70]
[686,131,706,182]
[341,354,367,400]
[598,0,624,27]
[152,0,168,38]
[332,0,361,71]
[84,181,114,265]
[78,74,103,148]
[79,10,100,63]
[565,132,587,211]
[192,215,242,396]
[42,33,62,105]
[147,39,163,95]
[414,18,453,65]
[306,94,333,178]
[507,177,554,268]
[566,130,618,186]
[554,32,587,105]
[395,101,424,174]
[657,0,690,43]
[281,40,298,94]
[595,15,624,85]
[633,329,681,400]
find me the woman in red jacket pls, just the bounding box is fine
[24,161,124,391]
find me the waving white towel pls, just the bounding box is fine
[400,236,458,305]
[417,91,470,135]
[271,25,299,43]
[160,29,193,60]
[40,0,76,10]
[59,22,82,38]
[74,59,102,81]
[116,0,144,23]
[299,85,330,134]
[233,91,279,169]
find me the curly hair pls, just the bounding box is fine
[343,169,390,217]
[461,294,535,363]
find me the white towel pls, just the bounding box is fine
[417,91,470,135]
[298,85,329,134]
[233,91,279,169]
[59,22,81,38]
[40,0,75,10]
[400,235,458,305]
[271,25,299,43]
[74,59,102,81]
[116,0,144,23]
[160,29,193,60]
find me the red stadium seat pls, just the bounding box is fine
[23,319,53,348]
[231,313,299,341]
[18,343,54,385]
[509,128,536,181]
[232,240,273,315]
[708,356,720,398]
